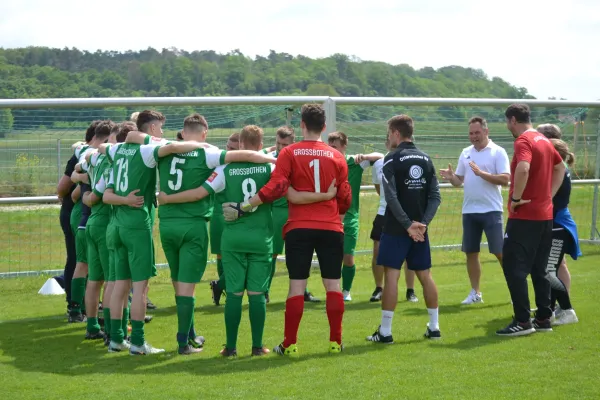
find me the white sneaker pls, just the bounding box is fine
[130,342,165,355]
[461,290,483,305]
[342,290,352,302]
[553,309,579,326]
[108,340,131,353]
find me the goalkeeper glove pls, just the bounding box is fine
[222,201,253,221]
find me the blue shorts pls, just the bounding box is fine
[462,211,503,254]
[377,232,431,271]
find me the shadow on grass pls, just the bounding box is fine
[434,317,518,351]
[0,315,391,377]
[402,301,511,316]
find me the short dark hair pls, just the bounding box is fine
[228,132,240,143]
[136,110,166,132]
[328,131,348,146]
[84,120,103,143]
[94,120,116,142]
[468,116,488,129]
[240,125,263,148]
[387,115,414,139]
[176,130,183,141]
[505,104,531,124]
[301,103,326,133]
[183,113,208,133]
[276,126,295,140]
[117,121,136,143]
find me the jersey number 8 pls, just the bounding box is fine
[168,157,186,191]
[242,178,258,212]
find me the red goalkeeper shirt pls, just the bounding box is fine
[257,140,351,236]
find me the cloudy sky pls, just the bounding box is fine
[1,0,598,100]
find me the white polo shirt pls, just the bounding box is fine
[455,139,510,214]
[372,157,387,216]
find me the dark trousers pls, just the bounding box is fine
[502,218,553,322]
[548,227,573,311]
[59,206,76,304]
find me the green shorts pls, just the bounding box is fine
[76,228,88,263]
[86,224,109,281]
[113,226,157,282]
[343,217,359,256]
[105,221,117,282]
[210,212,224,255]
[221,251,272,293]
[70,201,82,236]
[160,218,209,284]
[272,207,288,255]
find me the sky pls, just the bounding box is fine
[0,0,598,101]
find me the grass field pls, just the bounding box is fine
[1,247,599,399]
[1,185,598,274]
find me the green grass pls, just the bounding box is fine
[1,248,599,399]
[0,186,598,274]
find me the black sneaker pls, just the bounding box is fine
[252,346,271,356]
[406,290,419,303]
[68,312,87,323]
[220,347,237,358]
[370,287,383,302]
[98,302,103,311]
[210,280,223,306]
[304,291,320,302]
[144,315,153,323]
[98,317,104,327]
[265,292,270,304]
[178,344,203,355]
[366,326,394,344]
[104,335,111,347]
[424,325,441,340]
[85,330,106,340]
[496,318,536,336]
[146,298,157,310]
[532,318,553,332]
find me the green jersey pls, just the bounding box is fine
[270,150,288,209]
[86,153,112,226]
[345,155,371,220]
[106,141,167,229]
[157,145,226,219]
[203,162,274,254]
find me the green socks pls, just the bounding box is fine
[103,308,111,337]
[121,307,129,337]
[130,320,145,347]
[224,294,243,350]
[267,258,277,290]
[342,264,356,292]
[248,294,266,348]
[70,277,86,312]
[110,318,123,343]
[217,259,226,291]
[86,317,100,334]
[176,296,195,347]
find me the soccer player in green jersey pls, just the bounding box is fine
[209,132,240,306]
[328,131,383,301]
[75,120,117,339]
[68,120,105,323]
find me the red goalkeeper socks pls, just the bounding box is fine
[282,295,304,348]
[326,291,344,345]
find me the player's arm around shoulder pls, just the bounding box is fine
[158,165,225,206]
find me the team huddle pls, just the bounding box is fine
[58,102,580,357]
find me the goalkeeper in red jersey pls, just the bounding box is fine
[223,103,352,356]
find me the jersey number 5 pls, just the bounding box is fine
[168,157,186,191]
[242,178,258,212]
[309,159,321,193]
[115,158,129,192]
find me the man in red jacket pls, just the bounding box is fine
[223,103,351,356]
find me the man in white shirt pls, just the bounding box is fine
[440,117,510,304]
[369,138,418,303]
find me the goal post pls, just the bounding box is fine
[0,96,599,277]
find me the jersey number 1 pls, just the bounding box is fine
[309,159,321,193]
[168,157,186,191]
[242,178,258,212]
[115,158,129,192]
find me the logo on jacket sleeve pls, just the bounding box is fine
[208,171,218,182]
